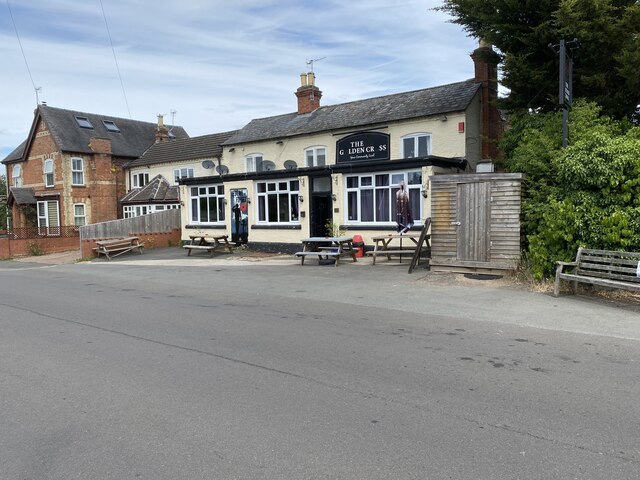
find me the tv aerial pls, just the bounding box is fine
[305,57,326,72]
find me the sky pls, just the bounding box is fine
[0,0,480,173]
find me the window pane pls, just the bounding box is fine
[278,194,289,222]
[317,149,326,166]
[218,185,225,195]
[417,136,428,156]
[267,183,276,192]
[217,198,225,222]
[290,180,299,191]
[278,182,287,190]
[407,171,422,185]
[361,190,373,222]
[361,176,372,187]
[208,187,216,195]
[191,187,198,196]
[306,150,314,167]
[404,138,415,158]
[410,189,421,220]
[391,173,404,185]
[376,189,390,221]
[257,183,267,193]
[258,196,266,221]
[268,194,278,222]
[347,177,358,189]
[348,192,358,220]
[199,197,209,222]
[375,174,389,187]
[290,194,299,221]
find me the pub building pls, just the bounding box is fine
[179,43,502,251]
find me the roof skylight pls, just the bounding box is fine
[102,120,120,132]
[75,116,94,129]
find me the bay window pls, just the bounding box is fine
[345,170,422,224]
[257,179,299,224]
[190,185,225,224]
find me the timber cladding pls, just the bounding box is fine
[429,173,523,274]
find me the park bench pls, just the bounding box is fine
[94,237,144,260]
[554,247,640,297]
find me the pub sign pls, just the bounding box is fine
[336,132,389,164]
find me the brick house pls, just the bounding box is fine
[2,105,188,231]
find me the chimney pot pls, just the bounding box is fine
[300,73,308,86]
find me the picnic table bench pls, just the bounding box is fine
[554,247,640,297]
[94,237,144,260]
[183,234,233,257]
[295,236,358,266]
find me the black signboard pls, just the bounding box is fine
[336,132,389,164]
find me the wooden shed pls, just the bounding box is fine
[429,173,523,274]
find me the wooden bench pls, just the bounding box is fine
[94,237,144,260]
[295,236,357,267]
[183,234,233,257]
[554,247,640,297]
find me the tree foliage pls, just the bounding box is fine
[501,101,640,278]
[437,0,640,121]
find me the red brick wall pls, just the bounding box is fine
[0,235,79,259]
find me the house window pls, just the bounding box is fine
[245,154,263,173]
[37,200,60,235]
[345,170,422,224]
[102,120,120,132]
[132,172,149,188]
[305,146,326,167]
[75,116,94,129]
[190,185,225,224]
[44,159,54,187]
[74,203,86,226]
[257,179,299,223]
[12,164,22,187]
[173,167,194,184]
[71,157,84,185]
[401,133,430,158]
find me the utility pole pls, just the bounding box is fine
[550,39,579,147]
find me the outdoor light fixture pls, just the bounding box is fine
[299,195,304,203]
[331,193,337,201]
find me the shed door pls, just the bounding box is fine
[456,182,490,262]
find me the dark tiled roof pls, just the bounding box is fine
[8,187,36,206]
[127,130,238,168]
[2,140,28,164]
[224,79,480,145]
[37,105,188,159]
[121,175,179,204]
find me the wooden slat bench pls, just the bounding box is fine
[183,234,233,257]
[94,237,144,260]
[554,247,640,297]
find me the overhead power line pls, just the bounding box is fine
[99,0,132,118]
[6,0,40,104]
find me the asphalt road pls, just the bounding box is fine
[1,252,639,479]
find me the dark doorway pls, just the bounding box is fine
[310,176,333,237]
[311,194,332,237]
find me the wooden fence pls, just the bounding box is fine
[79,209,181,241]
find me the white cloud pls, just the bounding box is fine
[0,0,479,172]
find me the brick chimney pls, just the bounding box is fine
[471,40,502,160]
[155,114,169,142]
[295,72,322,114]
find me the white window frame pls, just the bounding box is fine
[401,133,431,159]
[132,172,149,188]
[256,179,300,224]
[304,146,327,167]
[344,170,423,224]
[245,153,263,173]
[189,185,226,225]
[44,158,54,187]
[73,203,86,226]
[173,166,194,184]
[36,200,60,235]
[71,157,84,186]
[12,164,22,187]
[123,204,180,218]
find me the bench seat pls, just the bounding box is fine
[554,248,640,297]
[183,244,231,257]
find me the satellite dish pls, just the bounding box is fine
[261,160,276,171]
[202,160,215,169]
[216,165,229,175]
[284,160,298,170]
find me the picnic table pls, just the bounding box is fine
[295,236,358,267]
[368,232,430,265]
[94,236,144,260]
[183,234,233,257]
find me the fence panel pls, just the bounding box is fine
[79,209,181,241]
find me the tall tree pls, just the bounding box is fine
[437,0,640,121]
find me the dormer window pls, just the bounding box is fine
[75,116,93,129]
[102,120,120,132]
